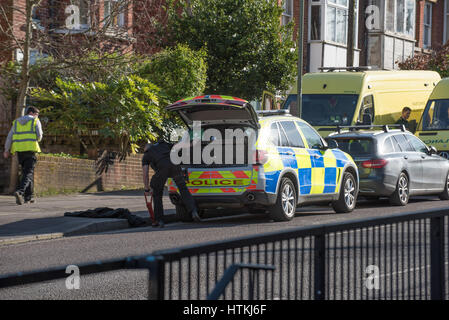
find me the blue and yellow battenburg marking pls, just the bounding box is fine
[263,147,350,195]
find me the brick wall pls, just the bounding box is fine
[32,153,152,195]
[292,0,308,74]
[415,0,446,53]
[432,0,446,48]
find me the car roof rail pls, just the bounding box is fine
[336,124,406,134]
[256,109,291,117]
[318,66,373,72]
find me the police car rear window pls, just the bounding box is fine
[333,138,374,156]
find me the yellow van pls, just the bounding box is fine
[282,68,441,137]
[415,78,449,158]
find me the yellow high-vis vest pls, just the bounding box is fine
[11,118,41,154]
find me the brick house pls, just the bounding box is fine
[0,0,166,193]
[285,0,449,72]
[415,0,448,52]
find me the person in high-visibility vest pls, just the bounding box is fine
[3,106,43,205]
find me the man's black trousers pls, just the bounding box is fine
[16,151,37,200]
[150,163,196,222]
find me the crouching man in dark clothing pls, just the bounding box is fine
[142,141,200,227]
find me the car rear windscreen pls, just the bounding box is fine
[333,138,374,157]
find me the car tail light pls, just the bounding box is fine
[362,159,388,169]
[253,149,269,165]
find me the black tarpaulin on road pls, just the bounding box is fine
[64,207,147,228]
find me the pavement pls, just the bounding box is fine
[0,189,178,246]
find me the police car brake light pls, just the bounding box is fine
[362,159,388,169]
[253,150,268,165]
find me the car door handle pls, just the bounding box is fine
[314,155,321,159]
[404,155,408,160]
[286,151,295,156]
[421,155,426,159]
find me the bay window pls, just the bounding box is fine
[326,0,348,45]
[310,5,321,40]
[385,0,415,38]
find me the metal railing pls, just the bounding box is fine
[0,207,448,300]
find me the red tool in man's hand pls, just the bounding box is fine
[144,191,155,224]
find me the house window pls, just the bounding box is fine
[386,0,415,37]
[282,0,293,26]
[326,0,348,45]
[104,0,126,28]
[69,0,89,28]
[310,5,321,40]
[32,6,39,21]
[423,2,432,48]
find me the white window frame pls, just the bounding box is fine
[104,0,126,28]
[326,0,349,45]
[309,3,323,41]
[423,2,432,49]
[386,0,415,38]
[308,0,358,48]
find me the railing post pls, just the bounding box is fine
[314,233,326,300]
[147,255,165,300]
[430,217,445,300]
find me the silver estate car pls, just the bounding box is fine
[328,125,449,206]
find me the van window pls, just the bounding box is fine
[282,94,297,112]
[358,95,374,123]
[301,94,359,126]
[280,121,305,148]
[421,99,449,130]
[296,121,323,149]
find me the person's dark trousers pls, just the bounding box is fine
[150,162,196,223]
[16,151,37,200]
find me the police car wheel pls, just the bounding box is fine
[175,205,193,222]
[389,172,409,206]
[332,172,357,213]
[269,177,297,222]
[438,172,449,200]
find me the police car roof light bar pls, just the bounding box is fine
[256,109,291,117]
[336,124,406,134]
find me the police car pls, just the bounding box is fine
[166,96,359,222]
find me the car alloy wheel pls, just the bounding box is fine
[332,172,357,213]
[344,177,356,209]
[398,175,409,204]
[281,183,295,218]
[269,177,297,221]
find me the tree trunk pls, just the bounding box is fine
[8,0,33,194]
